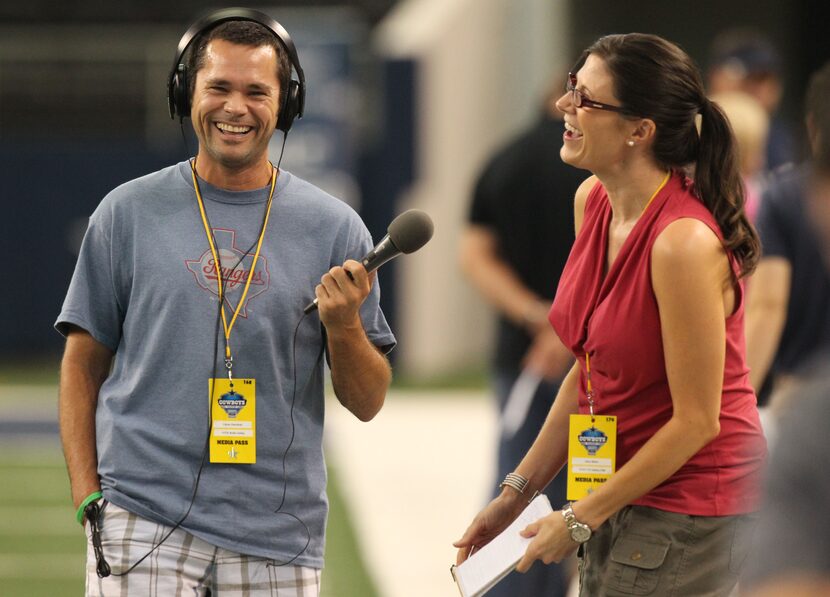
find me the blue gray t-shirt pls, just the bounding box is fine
[56,160,395,568]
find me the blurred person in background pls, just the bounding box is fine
[740,365,830,596]
[708,90,772,437]
[743,60,830,442]
[742,67,830,592]
[709,91,770,222]
[458,78,584,597]
[455,33,766,596]
[708,28,797,171]
[55,11,394,596]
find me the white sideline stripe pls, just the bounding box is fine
[324,390,498,597]
[0,555,82,578]
[0,385,58,417]
[0,437,63,464]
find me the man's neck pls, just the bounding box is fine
[193,155,274,191]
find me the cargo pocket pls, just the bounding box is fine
[606,535,669,595]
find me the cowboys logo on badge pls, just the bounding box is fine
[218,391,247,418]
[578,427,608,456]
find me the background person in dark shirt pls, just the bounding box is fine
[744,61,830,431]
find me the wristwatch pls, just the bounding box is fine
[561,502,592,543]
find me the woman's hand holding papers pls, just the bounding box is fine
[453,490,528,564]
[515,511,578,572]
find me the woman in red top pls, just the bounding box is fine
[455,34,766,596]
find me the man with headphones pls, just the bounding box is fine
[56,9,395,595]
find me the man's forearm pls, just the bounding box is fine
[327,323,391,422]
[745,303,787,391]
[58,332,112,508]
[744,258,791,391]
[459,226,548,331]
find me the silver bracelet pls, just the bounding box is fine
[499,472,529,495]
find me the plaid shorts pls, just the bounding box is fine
[84,501,321,596]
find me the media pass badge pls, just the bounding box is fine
[567,414,617,500]
[209,378,256,464]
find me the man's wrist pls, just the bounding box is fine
[322,317,365,341]
[75,490,103,525]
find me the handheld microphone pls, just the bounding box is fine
[303,209,434,314]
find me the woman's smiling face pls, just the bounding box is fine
[555,54,635,174]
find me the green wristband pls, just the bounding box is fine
[76,491,103,525]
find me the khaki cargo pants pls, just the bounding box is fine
[578,505,757,596]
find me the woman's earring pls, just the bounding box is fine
[627,140,635,147]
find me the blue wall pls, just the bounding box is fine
[0,142,180,357]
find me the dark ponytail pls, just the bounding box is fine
[696,99,760,277]
[586,33,760,277]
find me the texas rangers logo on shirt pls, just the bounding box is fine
[185,228,270,317]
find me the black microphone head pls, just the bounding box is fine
[387,209,434,254]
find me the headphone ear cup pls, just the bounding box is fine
[171,65,191,119]
[277,79,300,133]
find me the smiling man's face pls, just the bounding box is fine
[190,39,281,176]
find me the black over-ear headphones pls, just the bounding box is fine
[167,7,306,133]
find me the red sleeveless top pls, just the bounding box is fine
[550,172,766,515]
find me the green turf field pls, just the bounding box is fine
[0,378,378,597]
[0,444,85,597]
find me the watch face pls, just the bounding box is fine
[571,524,592,543]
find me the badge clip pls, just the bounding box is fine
[225,356,234,387]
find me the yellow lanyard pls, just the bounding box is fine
[585,352,595,421]
[642,171,671,214]
[190,161,277,371]
[583,170,670,420]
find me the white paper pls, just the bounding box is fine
[452,494,553,597]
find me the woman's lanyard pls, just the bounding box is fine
[583,170,670,414]
[189,161,277,384]
[641,170,670,215]
[565,172,671,500]
[585,352,596,422]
